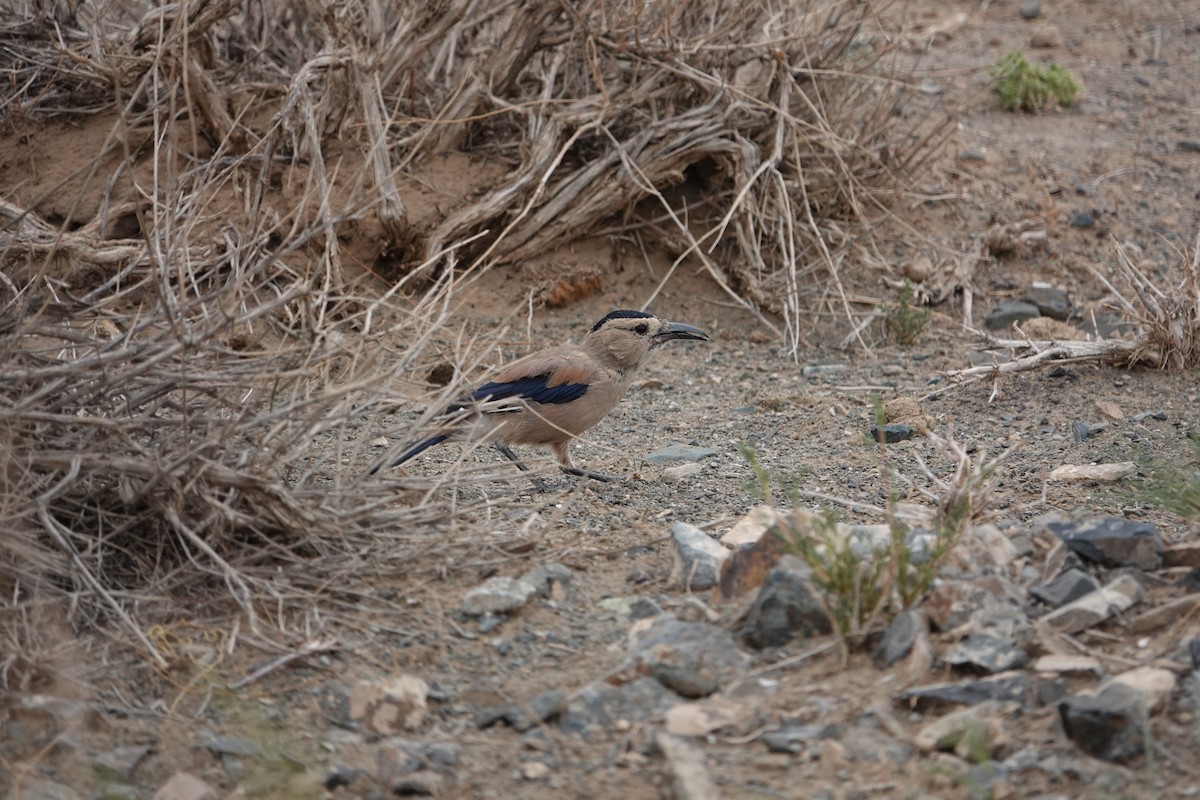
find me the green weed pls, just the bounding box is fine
[1144,435,1200,522]
[991,50,1078,112]
[885,279,931,345]
[740,415,1002,639]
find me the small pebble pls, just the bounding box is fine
[1069,211,1095,228]
[1030,25,1063,48]
[1019,0,1041,19]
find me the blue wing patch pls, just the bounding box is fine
[471,373,588,407]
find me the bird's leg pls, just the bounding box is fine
[562,465,619,482]
[495,443,531,472]
[552,441,619,482]
[495,443,550,492]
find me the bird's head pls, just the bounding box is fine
[582,310,709,372]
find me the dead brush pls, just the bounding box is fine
[0,0,951,676]
[0,212,503,670]
[947,233,1200,390]
[0,0,526,671]
[1095,235,1200,371]
[367,0,951,357]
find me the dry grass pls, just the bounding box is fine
[942,234,1200,394]
[0,0,952,671]
[1099,235,1200,371]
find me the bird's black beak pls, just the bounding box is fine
[654,321,710,344]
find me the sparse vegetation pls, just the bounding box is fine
[885,279,932,345]
[1144,436,1200,522]
[740,427,1005,639]
[991,50,1079,112]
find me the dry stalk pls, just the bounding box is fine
[942,233,1200,390]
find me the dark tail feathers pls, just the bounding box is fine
[368,433,451,475]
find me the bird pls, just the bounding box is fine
[372,309,710,481]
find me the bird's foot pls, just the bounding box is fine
[562,466,619,482]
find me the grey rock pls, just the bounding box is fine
[1039,574,1144,633]
[1030,24,1064,48]
[630,597,663,620]
[970,598,1036,650]
[475,689,567,732]
[926,579,1027,636]
[1019,0,1041,19]
[841,726,913,764]
[967,763,1007,798]
[870,423,917,444]
[875,609,926,668]
[461,575,537,615]
[959,148,988,161]
[423,742,461,768]
[151,773,215,800]
[1171,566,1200,592]
[801,364,848,378]
[1080,311,1137,339]
[945,633,1030,674]
[904,528,939,565]
[1045,517,1164,570]
[630,615,751,697]
[1035,676,1069,706]
[203,735,260,757]
[740,564,832,649]
[1188,637,1200,670]
[1022,284,1071,320]
[645,444,718,464]
[597,596,640,617]
[1031,568,1099,608]
[389,771,443,796]
[761,722,834,753]
[669,521,730,591]
[322,765,362,791]
[661,462,704,482]
[1177,140,1200,153]
[1058,684,1148,762]
[561,677,679,734]
[984,300,1041,330]
[5,694,105,758]
[654,731,721,800]
[374,740,461,796]
[1071,421,1092,442]
[1068,211,1095,228]
[4,779,82,800]
[900,671,1029,711]
[94,745,153,782]
[518,563,573,598]
[315,681,354,728]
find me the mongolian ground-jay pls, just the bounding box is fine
[372,310,710,480]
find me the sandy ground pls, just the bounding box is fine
[4,1,1200,798]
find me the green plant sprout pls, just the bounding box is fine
[991,50,1079,112]
[885,278,931,345]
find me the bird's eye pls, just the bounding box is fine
[634,323,649,335]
